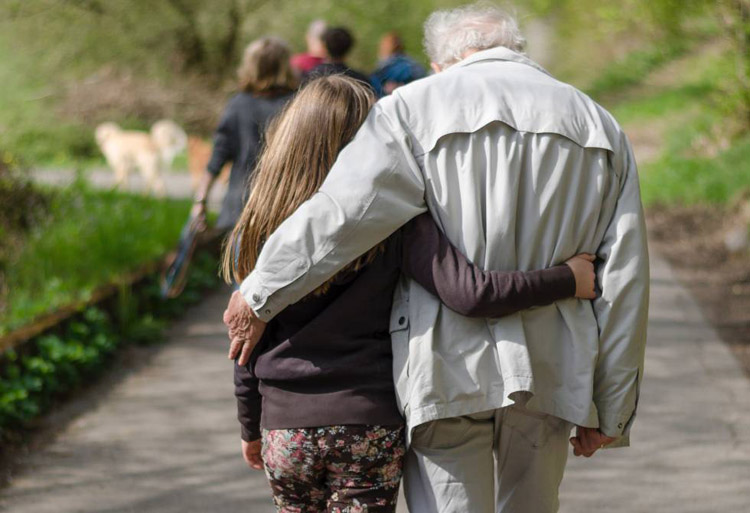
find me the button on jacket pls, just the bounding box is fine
[240,47,650,446]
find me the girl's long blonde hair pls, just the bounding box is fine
[222,75,381,290]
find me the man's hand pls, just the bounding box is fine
[241,439,264,470]
[564,253,597,299]
[570,426,617,457]
[223,290,267,365]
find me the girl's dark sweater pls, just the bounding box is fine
[234,213,576,441]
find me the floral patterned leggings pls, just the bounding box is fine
[261,425,406,513]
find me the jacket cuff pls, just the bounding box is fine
[546,264,577,299]
[240,271,285,322]
[598,410,636,448]
[241,424,261,442]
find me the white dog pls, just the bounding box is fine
[95,120,187,196]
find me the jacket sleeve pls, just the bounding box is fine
[234,336,266,441]
[239,96,427,320]
[207,99,238,176]
[400,213,576,317]
[592,133,650,447]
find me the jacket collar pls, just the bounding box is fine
[455,46,551,77]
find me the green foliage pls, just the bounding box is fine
[599,33,749,206]
[0,252,222,439]
[0,307,118,431]
[586,42,687,100]
[0,152,51,315]
[1,182,190,335]
[641,135,750,205]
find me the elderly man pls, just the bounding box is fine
[225,4,649,512]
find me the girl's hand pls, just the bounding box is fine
[565,253,597,299]
[241,439,264,471]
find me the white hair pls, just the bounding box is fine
[423,3,525,68]
[307,19,327,40]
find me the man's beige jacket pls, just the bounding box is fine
[240,46,650,446]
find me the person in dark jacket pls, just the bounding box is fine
[221,75,597,513]
[305,26,372,88]
[191,37,297,232]
[370,31,427,97]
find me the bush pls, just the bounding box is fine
[0,251,222,439]
[1,181,190,335]
[0,152,50,315]
[586,42,687,100]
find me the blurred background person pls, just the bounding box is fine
[370,31,427,96]
[290,19,327,77]
[192,37,297,233]
[307,26,372,89]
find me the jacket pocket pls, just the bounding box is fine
[503,406,569,450]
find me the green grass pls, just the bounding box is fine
[610,82,714,125]
[585,42,688,101]
[641,135,750,206]
[0,252,222,438]
[1,182,190,335]
[596,38,749,207]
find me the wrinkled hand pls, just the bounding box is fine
[241,439,264,470]
[564,253,597,299]
[570,426,616,457]
[224,290,267,365]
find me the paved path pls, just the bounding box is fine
[2,251,750,512]
[559,253,750,512]
[0,290,276,513]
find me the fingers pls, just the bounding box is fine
[571,427,613,457]
[580,287,597,300]
[228,337,244,360]
[238,339,255,366]
[247,453,264,471]
[578,253,596,262]
[569,436,582,456]
[580,426,600,455]
[242,440,264,471]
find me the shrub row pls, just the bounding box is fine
[0,251,222,440]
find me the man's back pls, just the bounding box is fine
[238,46,648,445]
[386,47,648,440]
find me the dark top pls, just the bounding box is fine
[370,53,427,97]
[234,213,576,441]
[304,62,374,90]
[207,90,294,230]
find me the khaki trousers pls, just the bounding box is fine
[403,406,572,513]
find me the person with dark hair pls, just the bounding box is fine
[371,31,427,96]
[306,26,372,88]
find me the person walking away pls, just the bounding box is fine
[290,19,327,77]
[223,76,599,513]
[370,32,427,96]
[191,37,296,233]
[306,27,372,89]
